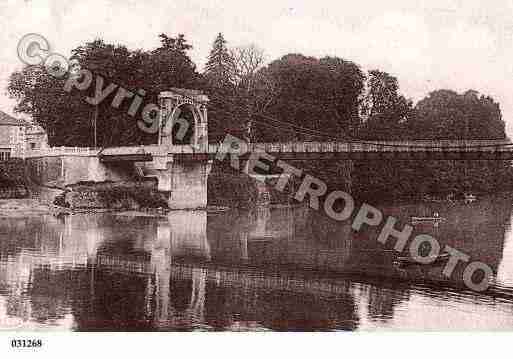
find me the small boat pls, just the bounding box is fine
[411,212,445,223]
[423,195,452,203]
[464,193,477,204]
[394,252,451,267]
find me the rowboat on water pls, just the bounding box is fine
[411,216,445,222]
[411,212,445,223]
[464,193,477,204]
[393,252,451,267]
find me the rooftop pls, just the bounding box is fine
[0,111,29,126]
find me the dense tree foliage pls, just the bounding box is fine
[229,45,269,142]
[410,89,505,139]
[7,31,513,199]
[204,33,235,88]
[253,54,365,141]
[8,34,202,147]
[202,33,239,142]
[354,86,511,201]
[358,70,413,140]
[203,36,277,143]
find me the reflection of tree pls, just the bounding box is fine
[2,197,510,331]
[412,196,511,284]
[347,195,511,290]
[201,267,360,331]
[72,270,153,331]
[207,206,353,271]
[0,215,93,326]
[0,210,361,331]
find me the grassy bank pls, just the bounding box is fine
[0,159,29,199]
[64,180,168,210]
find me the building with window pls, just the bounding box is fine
[0,111,29,160]
[25,124,49,150]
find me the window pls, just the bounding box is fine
[0,150,10,161]
[30,143,36,149]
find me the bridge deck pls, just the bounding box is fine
[166,140,513,160]
[99,153,153,163]
[23,140,513,160]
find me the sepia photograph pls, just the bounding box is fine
[1,0,513,355]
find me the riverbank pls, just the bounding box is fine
[0,159,29,199]
[0,199,65,217]
[0,198,234,218]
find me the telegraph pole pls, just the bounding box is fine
[93,104,98,148]
[86,62,100,148]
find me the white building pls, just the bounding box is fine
[25,124,49,150]
[0,111,29,160]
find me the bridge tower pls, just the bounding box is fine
[155,88,212,209]
[158,88,209,148]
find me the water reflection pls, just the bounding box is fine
[1,194,513,330]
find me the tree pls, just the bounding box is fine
[358,70,413,139]
[203,33,241,142]
[411,89,505,140]
[8,34,202,147]
[8,64,94,146]
[254,54,365,142]
[354,87,510,201]
[229,45,269,142]
[204,33,235,88]
[411,90,508,196]
[205,47,365,144]
[147,34,201,94]
[231,45,265,88]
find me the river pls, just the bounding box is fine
[1,194,513,331]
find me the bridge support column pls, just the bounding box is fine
[168,160,213,210]
[250,174,294,206]
[168,211,210,259]
[254,178,272,206]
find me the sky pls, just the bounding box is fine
[1,0,513,135]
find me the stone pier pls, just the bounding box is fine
[167,160,212,209]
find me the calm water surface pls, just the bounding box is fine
[2,195,513,331]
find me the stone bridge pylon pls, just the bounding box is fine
[158,88,209,148]
[149,89,212,209]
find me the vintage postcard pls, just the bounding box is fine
[1,0,513,356]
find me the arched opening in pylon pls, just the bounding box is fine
[170,103,199,145]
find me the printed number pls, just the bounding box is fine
[10,339,43,348]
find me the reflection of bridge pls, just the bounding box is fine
[20,87,513,209]
[2,205,513,330]
[0,210,357,329]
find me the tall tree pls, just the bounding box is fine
[204,33,235,88]
[358,70,413,139]
[203,33,239,142]
[229,44,270,142]
[354,88,510,201]
[254,54,364,142]
[8,34,202,147]
[411,89,505,139]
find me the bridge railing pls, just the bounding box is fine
[162,140,513,154]
[23,139,513,159]
[24,146,98,158]
[248,140,513,153]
